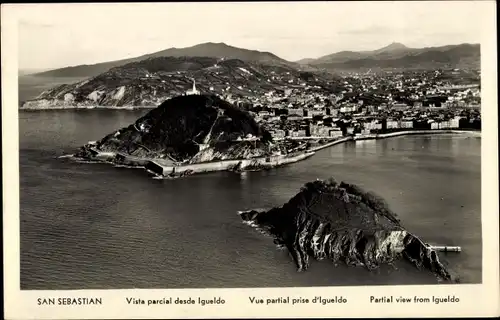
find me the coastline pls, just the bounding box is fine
[68,149,316,179]
[145,152,316,178]
[65,129,480,178]
[310,129,480,152]
[20,105,156,111]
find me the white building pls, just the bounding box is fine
[310,125,330,137]
[290,130,307,137]
[449,117,461,128]
[364,121,382,131]
[288,108,304,116]
[309,110,324,117]
[186,79,200,95]
[329,129,343,138]
[340,105,357,113]
[392,103,408,111]
[439,121,451,129]
[386,120,399,129]
[400,121,414,129]
[273,130,286,138]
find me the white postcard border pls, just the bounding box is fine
[2,2,499,319]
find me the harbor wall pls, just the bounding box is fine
[309,137,353,152]
[147,152,315,177]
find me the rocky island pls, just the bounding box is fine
[73,94,313,177]
[239,178,456,282]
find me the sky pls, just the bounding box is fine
[10,1,489,70]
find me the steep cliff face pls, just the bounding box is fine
[75,94,275,163]
[239,178,454,282]
[189,140,272,164]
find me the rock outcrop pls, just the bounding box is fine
[239,178,455,282]
[74,94,276,163]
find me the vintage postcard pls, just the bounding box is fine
[2,1,499,319]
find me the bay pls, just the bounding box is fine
[19,110,482,289]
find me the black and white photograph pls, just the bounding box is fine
[3,1,499,319]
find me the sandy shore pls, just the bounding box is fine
[309,129,480,152]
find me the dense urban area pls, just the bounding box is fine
[220,68,481,141]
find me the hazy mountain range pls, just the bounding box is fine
[25,42,480,78]
[297,42,480,71]
[28,42,298,78]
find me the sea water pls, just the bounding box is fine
[19,110,482,289]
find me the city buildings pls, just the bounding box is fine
[226,68,481,141]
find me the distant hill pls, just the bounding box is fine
[371,42,409,55]
[19,68,52,76]
[315,42,411,64]
[143,42,289,64]
[32,42,295,78]
[22,56,340,109]
[295,58,316,65]
[28,42,481,79]
[307,43,480,71]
